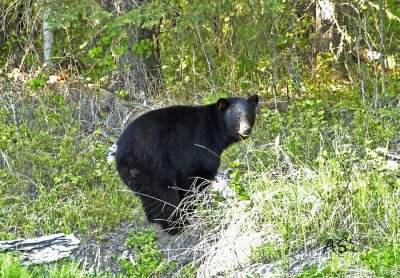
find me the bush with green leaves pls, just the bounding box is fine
[120,228,174,277]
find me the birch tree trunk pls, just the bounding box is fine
[43,3,52,64]
[378,0,385,99]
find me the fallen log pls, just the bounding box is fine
[0,233,80,265]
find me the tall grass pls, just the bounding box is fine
[0,90,141,240]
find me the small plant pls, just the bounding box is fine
[360,243,400,277]
[250,242,283,264]
[201,92,229,105]
[121,228,174,277]
[229,166,250,201]
[27,72,48,91]
[0,254,90,278]
[179,263,198,278]
[115,90,130,100]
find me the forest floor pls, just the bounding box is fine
[0,76,399,277]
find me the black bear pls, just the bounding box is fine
[115,95,259,234]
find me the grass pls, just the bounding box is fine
[0,253,95,278]
[0,89,142,275]
[0,92,141,239]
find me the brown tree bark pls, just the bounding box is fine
[314,0,351,74]
[315,0,352,56]
[100,0,164,101]
[316,0,339,53]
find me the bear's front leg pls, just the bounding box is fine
[136,172,190,235]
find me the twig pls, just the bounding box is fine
[271,19,278,110]
[363,15,379,111]
[1,150,11,169]
[10,103,19,135]
[378,0,386,99]
[356,3,366,103]
[194,13,218,95]
[194,144,220,158]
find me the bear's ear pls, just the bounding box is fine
[217,98,230,111]
[247,94,259,107]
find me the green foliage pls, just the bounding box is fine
[27,71,49,91]
[296,242,400,277]
[178,263,198,278]
[360,242,400,277]
[120,228,174,277]
[27,77,46,91]
[115,90,130,100]
[161,0,305,94]
[1,0,399,104]
[296,253,350,278]
[29,261,93,278]
[229,166,249,201]
[0,92,140,239]
[131,39,153,58]
[253,90,399,165]
[214,83,399,275]
[201,92,229,104]
[0,0,399,275]
[1,0,398,104]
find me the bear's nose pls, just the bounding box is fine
[241,128,251,136]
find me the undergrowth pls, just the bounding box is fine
[120,227,175,277]
[0,91,142,239]
[0,89,141,275]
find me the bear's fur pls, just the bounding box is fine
[115,95,259,234]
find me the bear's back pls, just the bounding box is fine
[117,104,215,152]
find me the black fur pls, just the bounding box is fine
[115,95,259,234]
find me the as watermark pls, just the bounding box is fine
[323,237,358,254]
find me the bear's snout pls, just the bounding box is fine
[238,123,252,137]
[241,128,251,136]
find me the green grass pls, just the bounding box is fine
[0,92,141,239]
[0,253,95,278]
[0,253,30,278]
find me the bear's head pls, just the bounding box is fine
[217,94,259,140]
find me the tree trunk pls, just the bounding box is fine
[315,0,336,53]
[315,0,349,59]
[101,0,164,102]
[378,0,385,100]
[43,3,53,64]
